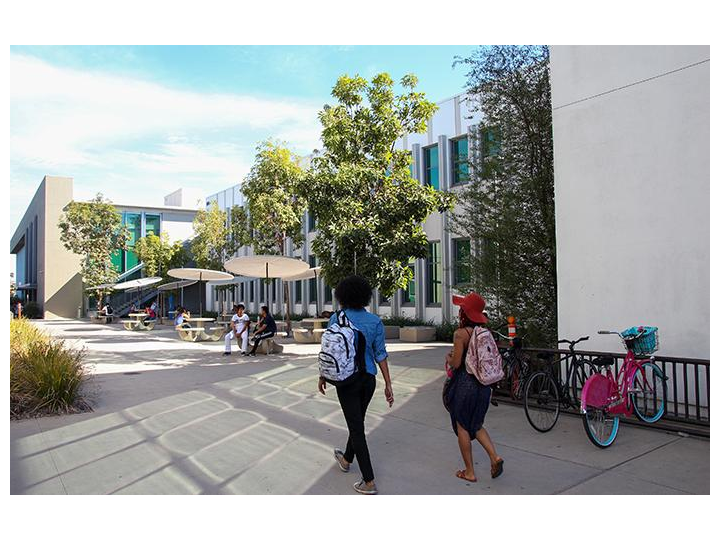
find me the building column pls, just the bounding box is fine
[438,135,453,322]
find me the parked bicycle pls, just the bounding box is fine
[492,330,531,401]
[580,326,667,448]
[522,336,597,432]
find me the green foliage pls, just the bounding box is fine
[21,301,42,319]
[134,231,187,278]
[190,201,251,270]
[380,314,428,327]
[243,139,307,255]
[58,193,129,306]
[10,318,90,418]
[451,46,557,346]
[300,73,455,297]
[435,320,459,342]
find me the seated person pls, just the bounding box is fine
[248,305,277,356]
[99,304,113,317]
[174,307,191,329]
[146,301,157,320]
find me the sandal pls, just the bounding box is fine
[491,458,504,479]
[455,470,477,483]
[334,448,349,472]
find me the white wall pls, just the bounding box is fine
[550,46,710,358]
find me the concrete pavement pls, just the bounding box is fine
[10,318,710,494]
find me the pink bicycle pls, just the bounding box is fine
[580,326,667,448]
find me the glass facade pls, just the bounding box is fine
[403,260,416,304]
[111,212,163,274]
[451,136,470,184]
[453,238,471,285]
[426,242,441,305]
[309,255,317,302]
[482,127,501,160]
[423,145,439,190]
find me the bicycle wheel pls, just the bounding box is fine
[582,407,620,448]
[523,371,560,432]
[570,359,597,407]
[631,362,667,423]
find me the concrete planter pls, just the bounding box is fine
[399,326,437,342]
[384,325,400,339]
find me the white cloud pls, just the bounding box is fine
[9,53,324,235]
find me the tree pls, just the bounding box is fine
[243,139,307,333]
[58,193,130,307]
[301,73,454,297]
[451,45,557,345]
[133,231,187,278]
[190,201,250,271]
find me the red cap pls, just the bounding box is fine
[452,292,489,324]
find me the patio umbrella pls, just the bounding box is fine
[224,255,309,334]
[85,283,117,311]
[167,268,233,315]
[112,277,163,309]
[286,266,322,317]
[156,279,197,319]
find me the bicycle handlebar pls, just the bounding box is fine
[597,329,646,341]
[558,336,589,347]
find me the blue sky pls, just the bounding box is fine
[9,45,478,238]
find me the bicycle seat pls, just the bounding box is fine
[591,356,615,367]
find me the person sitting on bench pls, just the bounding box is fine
[174,306,191,329]
[247,305,276,356]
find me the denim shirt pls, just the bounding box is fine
[329,308,388,375]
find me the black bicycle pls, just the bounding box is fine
[523,336,597,432]
[492,329,531,401]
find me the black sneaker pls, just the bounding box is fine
[223,352,231,356]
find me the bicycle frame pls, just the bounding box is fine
[592,350,653,417]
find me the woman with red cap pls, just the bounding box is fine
[445,292,504,483]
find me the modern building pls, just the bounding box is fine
[206,93,482,320]
[10,177,199,318]
[550,46,709,360]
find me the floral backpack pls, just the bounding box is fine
[465,326,504,385]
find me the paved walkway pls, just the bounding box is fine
[10,319,709,495]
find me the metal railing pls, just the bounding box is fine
[497,346,709,435]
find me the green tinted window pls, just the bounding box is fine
[451,136,469,184]
[453,238,471,285]
[423,145,439,190]
[403,262,416,304]
[426,242,441,304]
[145,214,160,236]
[125,213,142,270]
[111,249,124,273]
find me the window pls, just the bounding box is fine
[239,283,244,302]
[308,213,316,232]
[295,279,302,303]
[125,213,142,270]
[453,238,471,285]
[423,145,439,190]
[259,279,265,302]
[309,255,317,302]
[250,281,255,303]
[379,292,389,305]
[403,260,416,304]
[145,214,161,237]
[481,126,501,164]
[324,282,332,304]
[451,136,470,185]
[426,242,441,305]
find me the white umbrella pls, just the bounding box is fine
[113,277,163,308]
[167,268,233,315]
[286,266,323,317]
[86,283,117,291]
[224,256,310,333]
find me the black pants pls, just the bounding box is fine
[336,372,376,483]
[249,331,275,354]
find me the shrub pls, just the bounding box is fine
[10,318,90,418]
[435,320,459,342]
[381,315,428,327]
[21,301,43,319]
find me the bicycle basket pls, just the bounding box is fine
[621,326,659,356]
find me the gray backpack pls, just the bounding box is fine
[318,310,366,386]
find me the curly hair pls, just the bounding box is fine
[334,275,373,309]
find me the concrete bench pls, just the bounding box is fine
[384,325,400,339]
[206,326,226,342]
[121,319,154,331]
[92,315,115,324]
[312,328,326,343]
[244,336,283,355]
[399,326,437,342]
[293,328,315,344]
[176,327,206,342]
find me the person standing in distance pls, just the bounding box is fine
[319,275,393,495]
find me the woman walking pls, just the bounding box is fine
[445,292,504,483]
[319,275,393,495]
